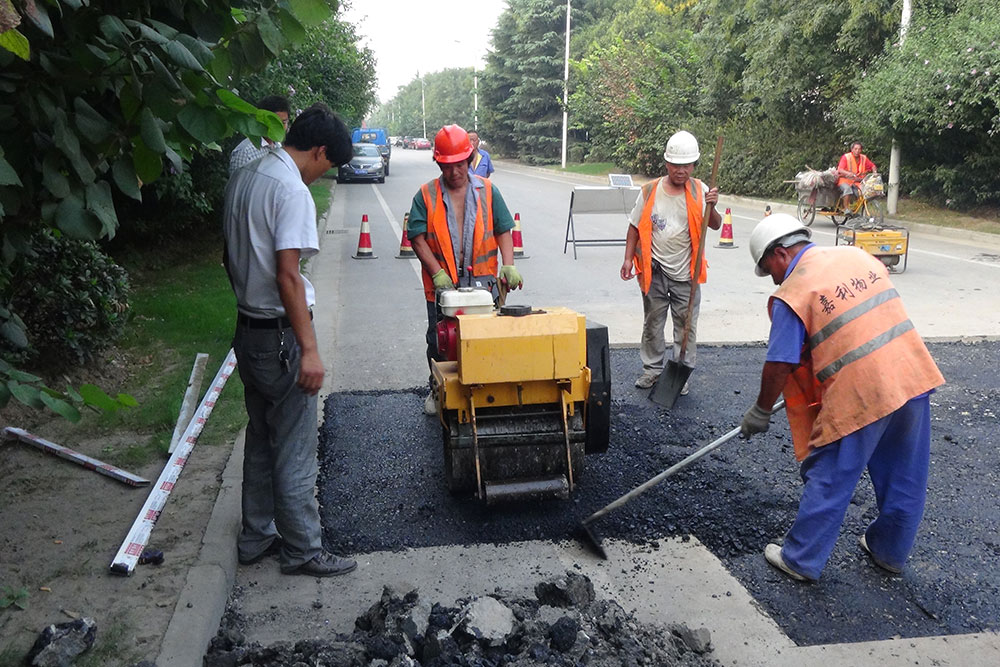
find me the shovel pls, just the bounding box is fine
[575,399,786,560]
[649,136,724,408]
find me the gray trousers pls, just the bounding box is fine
[233,322,322,568]
[640,265,701,374]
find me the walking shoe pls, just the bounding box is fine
[635,371,659,389]
[238,536,283,565]
[680,381,690,396]
[859,534,902,574]
[423,391,438,416]
[764,543,811,582]
[281,551,357,577]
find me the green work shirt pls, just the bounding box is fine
[407,175,516,239]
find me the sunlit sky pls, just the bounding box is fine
[341,0,510,104]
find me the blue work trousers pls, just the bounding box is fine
[781,395,931,580]
[233,322,323,568]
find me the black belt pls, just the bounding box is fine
[237,311,312,329]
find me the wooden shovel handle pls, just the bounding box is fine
[677,136,724,363]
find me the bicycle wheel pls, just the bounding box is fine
[796,199,816,226]
[830,210,847,226]
[865,198,885,225]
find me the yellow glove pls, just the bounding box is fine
[431,269,454,290]
[499,265,522,290]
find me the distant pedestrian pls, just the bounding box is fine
[223,103,357,577]
[620,130,721,394]
[469,131,494,178]
[229,95,291,174]
[741,213,944,582]
[407,124,521,415]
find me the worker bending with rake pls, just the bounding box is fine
[741,214,944,582]
[621,130,720,393]
[407,124,523,415]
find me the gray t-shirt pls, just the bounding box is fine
[223,149,319,318]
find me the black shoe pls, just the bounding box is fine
[281,550,357,577]
[238,536,283,565]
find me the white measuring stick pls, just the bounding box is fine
[168,352,209,454]
[110,349,237,576]
[3,427,150,487]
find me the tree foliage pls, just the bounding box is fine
[237,13,377,127]
[370,68,476,138]
[838,0,1000,206]
[0,0,342,417]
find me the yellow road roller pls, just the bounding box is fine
[431,288,610,504]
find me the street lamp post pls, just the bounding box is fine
[561,0,571,169]
[420,72,427,139]
[474,65,479,132]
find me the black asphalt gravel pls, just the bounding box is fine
[318,341,1000,647]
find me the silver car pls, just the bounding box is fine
[337,143,386,183]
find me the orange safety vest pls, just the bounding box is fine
[632,177,708,295]
[418,177,497,302]
[836,152,872,189]
[769,246,944,461]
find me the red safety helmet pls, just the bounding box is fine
[433,124,474,164]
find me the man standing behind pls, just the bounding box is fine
[229,95,291,174]
[836,141,877,210]
[469,131,494,178]
[741,213,944,582]
[408,124,521,414]
[620,130,720,393]
[223,103,357,577]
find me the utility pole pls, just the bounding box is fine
[887,0,912,215]
[474,65,479,132]
[420,72,427,139]
[561,0,571,169]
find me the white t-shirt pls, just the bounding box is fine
[629,179,709,281]
[223,149,319,318]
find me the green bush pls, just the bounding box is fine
[2,231,130,369]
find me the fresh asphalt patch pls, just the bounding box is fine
[318,341,1000,647]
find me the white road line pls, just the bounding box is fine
[371,184,424,281]
[728,211,1000,268]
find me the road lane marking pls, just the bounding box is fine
[371,183,423,281]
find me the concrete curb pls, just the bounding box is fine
[156,431,244,666]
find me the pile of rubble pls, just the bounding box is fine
[204,572,719,666]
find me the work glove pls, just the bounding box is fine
[740,403,773,439]
[499,265,523,290]
[431,269,454,290]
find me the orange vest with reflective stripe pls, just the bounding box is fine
[770,246,944,461]
[633,177,707,295]
[419,177,497,301]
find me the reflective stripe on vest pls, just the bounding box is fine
[419,177,497,301]
[769,246,944,460]
[633,177,707,295]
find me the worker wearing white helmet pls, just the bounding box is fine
[742,213,944,582]
[621,130,721,393]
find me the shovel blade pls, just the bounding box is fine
[648,360,692,408]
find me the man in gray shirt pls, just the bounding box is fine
[223,103,354,577]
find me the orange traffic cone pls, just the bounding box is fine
[352,214,377,259]
[512,212,529,259]
[764,205,772,216]
[716,208,737,249]
[396,212,415,258]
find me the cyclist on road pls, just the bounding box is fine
[836,142,877,211]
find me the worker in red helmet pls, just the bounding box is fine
[407,124,522,414]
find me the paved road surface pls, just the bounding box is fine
[230,148,1000,666]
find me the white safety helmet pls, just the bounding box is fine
[748,213,812,276]
[663,130,700,164]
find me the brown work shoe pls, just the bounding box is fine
[635,371,658,389]
[281,551,357,577]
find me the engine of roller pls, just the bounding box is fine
[431,288,610,504]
